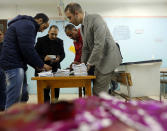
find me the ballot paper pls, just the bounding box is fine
[72,63,88,76]
[48,55,56,59]
[54,69,70,76]
[38,70,53,77]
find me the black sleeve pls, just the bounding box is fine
[59,40,65,62]
[35,38,45,61]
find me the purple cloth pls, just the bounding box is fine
[0,93,167,131]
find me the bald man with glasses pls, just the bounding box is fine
[35,25,65,102]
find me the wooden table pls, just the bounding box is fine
[31,76,96,104]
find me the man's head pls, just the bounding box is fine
[0,29,4,43]
[48,25,59,40]
[64,3,84,26]
[34,13,49,32]
[65,24,78,40]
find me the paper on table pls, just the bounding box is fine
[54,69,70,76]
[48,55,56,59]
[38,70,53,77]
[72,63,87,76]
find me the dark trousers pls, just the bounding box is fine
[44,88,60,102]
[0,67,6,111]
[108,80,118,94]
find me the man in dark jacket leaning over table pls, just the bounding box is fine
[0,13,52,109]
[0,29,6,111]
[35,25,65,102]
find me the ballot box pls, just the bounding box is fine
[116,59,162,97]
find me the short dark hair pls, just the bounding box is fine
[65,24,75,32]
[64,3,83,14]
[49,25,59,31]
[34,13,49,23]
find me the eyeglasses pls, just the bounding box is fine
[68,33,73,37]
[41,22,49,29]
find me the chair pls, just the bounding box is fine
[160,70,167,101]
[113,71,133,101]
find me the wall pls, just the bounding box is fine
[84,3,167,16]
[0,4,60,19]
[1,2,167,19]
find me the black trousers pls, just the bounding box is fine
[44,88,60,102]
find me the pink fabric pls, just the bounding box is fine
[0,93,167,131]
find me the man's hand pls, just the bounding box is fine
[86,63,92,71]
[44,55,52,61]
[70,61,81,70]
[52,55,60,63]
[43,64,52,71]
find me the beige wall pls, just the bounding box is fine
[0,4,59,19]
[86,3,167,16]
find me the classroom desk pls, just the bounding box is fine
[116,59,162,97]
[31,76,96,104]
[160,68,167,100]
[160,68,167,73]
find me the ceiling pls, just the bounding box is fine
[1,0,167,5]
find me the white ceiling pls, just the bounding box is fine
[1,0,167,5]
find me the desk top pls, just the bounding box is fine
[160,68,167,73]
[120,59,162,65]
[32,75,96,80]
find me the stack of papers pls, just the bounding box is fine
[38,70,53,77]
[72,63,88,76]
[54,69,70,76]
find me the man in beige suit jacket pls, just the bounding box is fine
[65,3,122,96]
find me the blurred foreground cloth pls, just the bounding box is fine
[0,93,167,131]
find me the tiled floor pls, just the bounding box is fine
[28,93,167,104]
[28,94,79,103]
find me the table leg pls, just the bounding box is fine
[85,80,92,96]
[51,88,55,102]
[37,81,44,104]
[79,87,82,97]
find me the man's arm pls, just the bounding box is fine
[53,40,65,63]
[81,40,90,64]
[87,15,107,66]
[16,21,48,70]
[58,40,65,62]
[35,38,46,61]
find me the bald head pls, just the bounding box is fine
[64,3,83,15]
[48,25,59,40]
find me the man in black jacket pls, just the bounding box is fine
[0,13,52,109]
[0,29,6,111]
[35,25,65,102]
